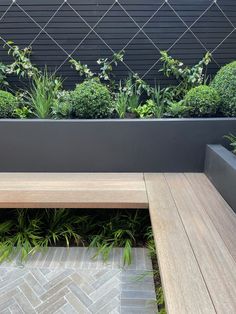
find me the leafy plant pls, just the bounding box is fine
[149,85,176,118]
[14,106,32,119]
[26,68,62,119]
[70,59,94,79]
[167,101,187,118]
[6,41,38,78]
[52,90,72,119]
[211,61,236,116]
[88,210,148,265]
[152,85,174,107]
[0,209,43,262]
[97,51,124,82]
[146,227,156,259]
[122,75,141,111]
[114,84,129,118]
[224,133,236,154]
[39,209,86,248]
[135,100,158,118]
[160,51,211,98]
[70,51,124,85]
[0,62,8,88]
[0,208,151,265]
[0,90,18,118]
[157,287,166,314]
[71,79,112,119]
[184,85,220,117]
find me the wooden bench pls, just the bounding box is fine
[145,173,236,314]
[0,172,235,313]
[0,173,148,209]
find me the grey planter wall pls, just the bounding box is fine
[0,118,235,172]
[205,144,236,213]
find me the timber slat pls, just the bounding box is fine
[164,173,236,313]
[0,173,148,208]
[144,173,216,314]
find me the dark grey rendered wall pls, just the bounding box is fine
[0,0,236,89]
[205,145,236,213]
[0,119,235,172]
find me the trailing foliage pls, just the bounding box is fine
[70,51,124,85]
[160,51,211,99]
[225,133,236,154]
[211,61,236,116]
[71,79,112,119]
[0,62,8,88]
[6,41,38,78]
[0,90,18,118]
[184,85,220,117]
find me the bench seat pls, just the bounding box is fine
[0,172,235,313]
[0,173,148,208]
[145,173,236,314]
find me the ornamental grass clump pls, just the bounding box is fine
[184,85,220,117]
[27,68,62,119]
[0,90,18,118]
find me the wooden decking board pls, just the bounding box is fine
[144,173,216,314]
[185,173,236,262]
[0,172,145,182]
[164,173,236,313]
[0,173,148,208]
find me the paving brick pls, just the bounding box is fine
[9,303,24,314]
[0,248,157,313]
[19,282,42,307]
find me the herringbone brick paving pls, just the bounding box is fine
[0,248,157,314]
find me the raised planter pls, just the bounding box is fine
[0,118,235,172]
[205,144,236,213]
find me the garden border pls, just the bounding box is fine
[205,144,236,213]
[0,118,235,172]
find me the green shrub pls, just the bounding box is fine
[71,80,112,119]
[184,85,220,117]
[0,90,18,118]
[211,61,236,116]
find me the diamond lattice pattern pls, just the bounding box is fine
[0,0,236,87]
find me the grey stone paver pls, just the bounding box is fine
[0,248,157,313]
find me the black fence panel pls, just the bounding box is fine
[0,0,236,89]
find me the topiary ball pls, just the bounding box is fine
[184,85,220,117]
[211,61,236,116]
[0,90,18,118]
[71,79,112,119]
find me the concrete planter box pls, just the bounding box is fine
[205,144,236,213]
[0,118,235,172]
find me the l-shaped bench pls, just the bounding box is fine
[0,172,235,313]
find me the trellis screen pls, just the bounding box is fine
[0,0,236,88]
